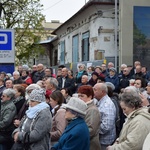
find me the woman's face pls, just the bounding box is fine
[13,88,21,98]
[29,100,40,107]
[120,101,135,116]
[49,97,58,108]
[65,109,76,120]
[61,89,67,98]
[92,74,98,81]
[134,80,142,88]
[78,65,84,71]
[78,93,91,103]
[21,70,27,77]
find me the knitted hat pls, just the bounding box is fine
[6,73,12,78]
[29,89,46,102]
[109,67,116,72]
[62,97,87,116]
[22,64,29,71]
[26,84,41,93]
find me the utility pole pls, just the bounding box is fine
[114,0,118,69]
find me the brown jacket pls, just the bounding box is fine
[50,108,67,143]
[85,100,101,150]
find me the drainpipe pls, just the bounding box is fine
[114,0,118,69]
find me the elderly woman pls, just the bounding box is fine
[107,91,150,150]
[12,89,52,150]
[51,97,90,150]
[13,84,41,128]
[0,89,16,150]
[75,63,88,84]
[78,85,101,150]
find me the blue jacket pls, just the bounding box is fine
[105,75,119,92]
[52,117,90,150]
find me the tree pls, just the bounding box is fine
[0,0,46,65]
[133,23,147,50]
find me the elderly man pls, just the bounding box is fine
[93,83,116,150]
[76,75,90,92]
[45,77,58,93]
[13,71,24,84]
[32,63,45,83]
[57,67,75,94]
[5,79,13,89]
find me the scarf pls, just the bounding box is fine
[26,102,49,119]
[77,71,84,78]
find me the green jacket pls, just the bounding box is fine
[0,100,16,133]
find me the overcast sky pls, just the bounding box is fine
[40,0,89,23]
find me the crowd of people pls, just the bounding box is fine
[0,61,150,150]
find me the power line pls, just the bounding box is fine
[43,0,64,11]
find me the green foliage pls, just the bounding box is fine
[0,0,46,65]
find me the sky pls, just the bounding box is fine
[40,0,89,23]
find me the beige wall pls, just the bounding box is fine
[119,0,150,66]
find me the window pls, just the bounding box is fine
[60,41,65,64]
[72,35,79,62]
[82,32,89,61]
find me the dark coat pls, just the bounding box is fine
[119,74,131,90]
[0,85,6,97]
[13,77,24,84]
[32,70,45,83]
[52,117,90,150]
[57,76,75,93]
[105,75,120,93]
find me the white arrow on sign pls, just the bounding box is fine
[0,33,8,44]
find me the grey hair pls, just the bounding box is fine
[101,83,108,93]
[124,86,139,94]
[13,71,20,76]
[120,91,142,109]
[3,88,16,99]
[49,77,58,88]
[121,64,127,68]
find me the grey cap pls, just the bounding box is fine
[62,97,87,116]
[105,82,115,91]
[29,89,46,103]
[109,67,116,72]
[22,64,29,70]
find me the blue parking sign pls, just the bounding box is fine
[0,29,15,63]
[0,31,12,50]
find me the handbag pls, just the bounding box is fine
[11,132,30,150]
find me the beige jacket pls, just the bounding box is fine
[50,108,67,143]
[111,107,150,150]
[85,100,101,150]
